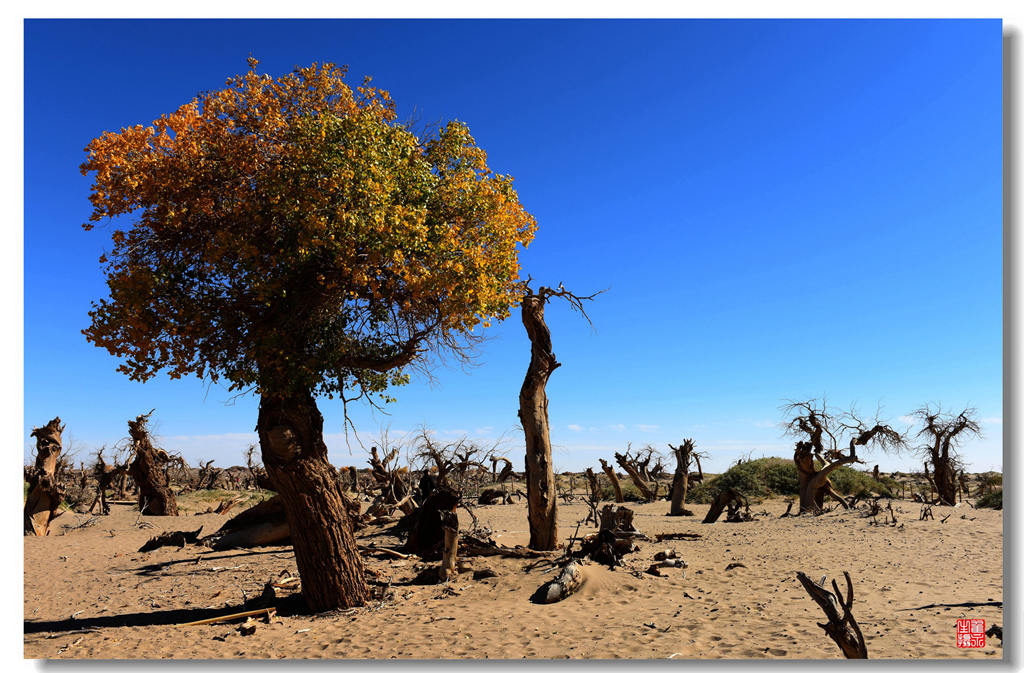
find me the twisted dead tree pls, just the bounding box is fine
[127,410,179,516]
[518,282,601,551]
[784,400,903,514]
[599,458,624,502]
[245,444,275,490]
[614,446,658,502]
[24,417,67,535]
[668,439,702,516]
[795,571,868,658]
[912,406,980,506]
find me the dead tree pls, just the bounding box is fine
[24,417,67,535]
[784,400,903,514]
[491,456,514,484]
[197,460,221,490]
[614,447,658,502]
[88,448,128,515]
[439,511,459,581]
[599,458,624,502]
[913,406,980,506]
[245,444,275,491]
[668,439,699,516]
[583,467,601,525]
[127,410,179,516]
[795,571,868,658]
[518,282,600,551]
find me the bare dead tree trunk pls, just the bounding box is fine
[440,510,459,582]
[24,417,66,535]
[668,439,696,516]
[794,442,855,513]
[258,390,367,612]
[127,412,179,516]
[599,459,624,502]
[518,292,561,551]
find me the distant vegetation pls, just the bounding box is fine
[976,488,1002,510]
[686,457,898,504]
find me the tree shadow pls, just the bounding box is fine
[133,547,293,576]
[25,595,308,635]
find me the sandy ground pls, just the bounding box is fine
[24,497,1002,660]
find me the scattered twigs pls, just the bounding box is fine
[795,571,868,659]
[653,532,702,541]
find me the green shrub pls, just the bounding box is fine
[976,488,1002,510]
[685,457,895,504]
[686,457,798,504]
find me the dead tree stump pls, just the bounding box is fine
[439,510,459,581]
[703,488,750,524]
[668,439,697,516]
[24,417,67,536]
[795,571,868,659]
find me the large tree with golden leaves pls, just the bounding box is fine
[81,59,536,611]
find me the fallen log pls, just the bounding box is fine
[138,526,204,552]
[532,562,585,603]
[702,488,751,524]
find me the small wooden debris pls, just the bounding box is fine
[654,532,702,541]
[725,562,746,571]
[237,617,257,636]
[181,607,277,627]
[533,562,585,603]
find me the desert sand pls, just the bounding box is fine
[24,497,1002,659]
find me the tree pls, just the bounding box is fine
[24,417,66,535]
[667,439,699,516]
[127,411,179,516]
[912,406,980,506]
[518,283,599,551]
[80,60,537,611]
[783,400,903,513]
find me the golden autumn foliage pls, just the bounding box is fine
[81,59,536,398]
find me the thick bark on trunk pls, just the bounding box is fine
[440,510,459,582]
[930,456,957,506]
[668,441,694,516]
[794,443,853,513]
[599,459,624,503]
[518,294,559,551]
[25,417,66,535]
[258,391,367,612]
[127,413,178,516]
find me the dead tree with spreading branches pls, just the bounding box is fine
[912,406,981,506]
[614,446,658,502]
[518,281,602,551]
[599,458,624,503]
[88,447,129,515]
[784,400,903,514]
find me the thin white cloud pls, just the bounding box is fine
[980,417,1002,425]
[608,424,626,431]
[753,420,777,429]
[635,424,660,432]
[568,424,583,432]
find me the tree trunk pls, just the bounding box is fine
[668,441,694,516]
[599,459,624,502]
[258,390,367,612]
[25,417,66,535]
[930,456,956,505]
[794,443,853,513]
[440,511,459,582]
[518,293,560,551]
[127,413,178,516]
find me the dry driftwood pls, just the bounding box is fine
[576,505,646,568]
[795,571,867,659]
[614,450,658,502]
[532,561,585,603]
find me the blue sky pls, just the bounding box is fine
[23,19,1002,473]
